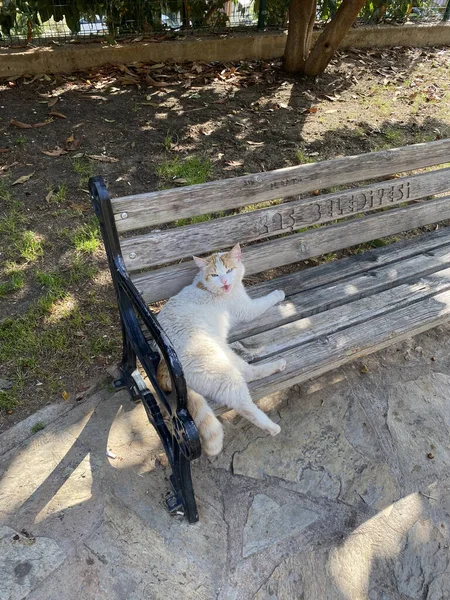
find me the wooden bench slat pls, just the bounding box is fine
[230,242,450,341]
[234,266,450,360]
[120,168,450,269]
[113,139,450,232]
[132,195,450,303]
[246,227,450,298]
[247,285,450,401]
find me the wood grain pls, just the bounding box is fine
[120,168,450,268]
[113,139,450,231]
[247,285,450,400]
[234,266,450,358]
[132,194,450,303]
[230,242,450,341]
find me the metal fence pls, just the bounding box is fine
[0,0,448,47]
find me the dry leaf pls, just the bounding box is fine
[308,106,319,113]
[247,141,264,146]
[87,154,119,163]
[65,137,81,151]
[41,147,67,157]
[146,75,167,87]
[45,189,54,202]
[0,161,18,172]
[12,172,34,186]
[32,120,53,128]
[10,119,33,129]
[62,390,69,401]
[47,97,59,107]
[0,148,10,152]
[48,110,67,119]
[66,134,75,143]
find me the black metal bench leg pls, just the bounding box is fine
[168,442,199,523]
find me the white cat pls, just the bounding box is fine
[156,243,286,456]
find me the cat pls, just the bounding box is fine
[156,243,286,456]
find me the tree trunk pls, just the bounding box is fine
[284,0,317,73]
[303,0,366,76]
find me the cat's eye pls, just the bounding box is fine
[211,274,219,277]
[226,269,234,274]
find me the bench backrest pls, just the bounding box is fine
[112,140,450,304]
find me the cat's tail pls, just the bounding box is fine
[156,360,223,456]
[187,389,224,457]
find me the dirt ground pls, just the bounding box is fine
[0,45,449,431]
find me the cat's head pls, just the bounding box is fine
[193,244,244,295]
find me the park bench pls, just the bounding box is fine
[90,138,450,523]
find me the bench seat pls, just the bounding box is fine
[228,227,450,402]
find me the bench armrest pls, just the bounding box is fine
[89,176,200,462]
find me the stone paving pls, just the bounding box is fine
[3,325,450,599]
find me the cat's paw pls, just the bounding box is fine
[271,290,285,304]
[274,359,286,372]
[266,423,281,436]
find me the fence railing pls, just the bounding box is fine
[0,0,448,47]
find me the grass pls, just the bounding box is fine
[0,268,26,297]
[0,183,116,414]
[72,158,93,187]
[46,182,68,205]
[31,421,45,434]
[72,217,101,254]
[296,147,315,164]
[155,156,212,187]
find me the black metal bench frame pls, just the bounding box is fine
[90,177,200,523]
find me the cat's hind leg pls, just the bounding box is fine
[206,371,280,436]
[229,349,286,383]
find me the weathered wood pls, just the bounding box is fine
[230,242,450,340]
[132,195,450,303]
[113,139,450,231]
[246,227,450,299]
[120,168,450,269]
[234,266,450,359]
[247,285,450,400]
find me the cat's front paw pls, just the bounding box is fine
[271,290,285,305]
[274,359,286,372]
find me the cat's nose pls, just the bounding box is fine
[220,276,227,284]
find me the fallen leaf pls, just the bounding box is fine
[149,62,165,70]
[12,172,34,186]
[87,154,119,163]
[308,106,319,113]
[247,141,264,146]
[66,134,74,143]
[45,189,54,202]
[10,119,33,129]
[0,148,10,152]
[32,120,53,128]
[146,75,167,87]
[360,365,369,374]
[62,390,69,400]
[47,97,59,107]
[48,110,67,119]
[72,152,84,159]
[324,109,337,114]
[41,147,67,157]
[0,161,18,172]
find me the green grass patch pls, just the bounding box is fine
[156,156,212,187]
[295,147,315,165]
[0,268,26,297]
[72,217,100,254]
[46,182,68,205]
[31,421,45,434]
[72,158,93,187]
[18,230,44,262]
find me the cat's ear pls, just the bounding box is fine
[193,255,207,269]
[229,243,242,262]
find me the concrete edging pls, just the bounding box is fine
[1,23,449,79]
